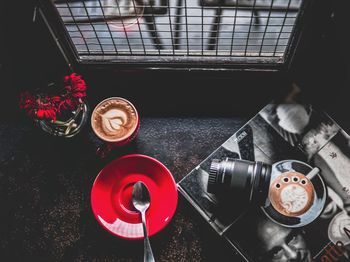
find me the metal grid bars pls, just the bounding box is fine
[52,0,302,60]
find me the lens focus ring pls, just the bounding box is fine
[207,158,272,205]
[207,159,221,193]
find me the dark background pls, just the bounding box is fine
[1,0,349,261]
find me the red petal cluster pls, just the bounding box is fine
[19,92,59,121]
[19,73,87,122]
[64,73,87,99]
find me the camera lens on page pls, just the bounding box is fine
[207,158,272,205]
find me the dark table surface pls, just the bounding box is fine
[0,117,248,262]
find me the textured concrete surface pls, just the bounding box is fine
[0,117,247,261]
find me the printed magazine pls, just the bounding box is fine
[178,88,350,262]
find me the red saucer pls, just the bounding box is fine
[91,154,178,240]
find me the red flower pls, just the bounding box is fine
[19,72,87,122]
[19,93,60,121]
[63,73,87,99]
[61,73,87,109]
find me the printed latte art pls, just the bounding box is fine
[280,184,309,214]
[91,98,138,142]
[269,171,315,217]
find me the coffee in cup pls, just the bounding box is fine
[91,97,140,156]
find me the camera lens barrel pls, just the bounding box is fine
[207,158,271,205]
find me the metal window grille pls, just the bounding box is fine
[41,0,308,69]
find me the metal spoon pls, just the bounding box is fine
[132,181,155,262]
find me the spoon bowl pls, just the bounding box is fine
[133,182,151,213]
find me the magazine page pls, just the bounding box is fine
[178,86,350,261]
[226,112,350,261]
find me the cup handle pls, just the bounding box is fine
[96,143,114,158]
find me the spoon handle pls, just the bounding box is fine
[141,211,155,262]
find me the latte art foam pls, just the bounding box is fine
[91,98,138,142]
[101,108,127,133]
